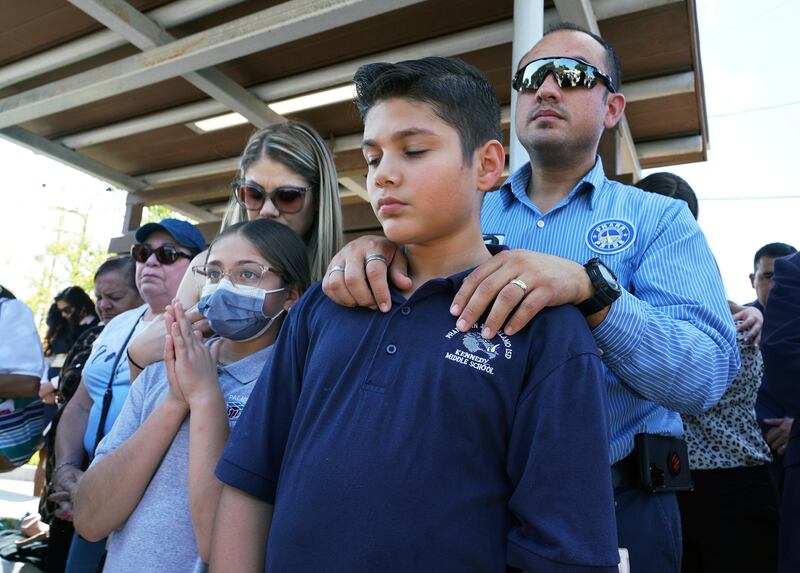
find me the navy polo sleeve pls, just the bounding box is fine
[506,347,619,571]
[215,290,312,503]
[761,252,800,418]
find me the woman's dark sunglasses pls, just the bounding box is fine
[512,57,617,94]
[232,179,312,214]
[130,244,193,265]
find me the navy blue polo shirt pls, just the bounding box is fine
[217,264,618,572]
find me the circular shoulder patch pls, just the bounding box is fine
[585,219,636,254]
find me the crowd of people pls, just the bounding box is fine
[0,22,798,573]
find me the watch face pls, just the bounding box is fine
[598,264,619,289]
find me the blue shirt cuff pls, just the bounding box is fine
[591,289,647,365]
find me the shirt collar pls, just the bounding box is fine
[388,244,509,302]
[498,155,607,211]
[216,343,273,385]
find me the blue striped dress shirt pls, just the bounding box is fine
[481,158,739,463]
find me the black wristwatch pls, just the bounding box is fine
[576,258,621,316]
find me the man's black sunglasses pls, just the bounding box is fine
[130,244,193,265]
[512,57,617,94]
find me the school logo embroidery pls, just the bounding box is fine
[225,400,245,420]
[443,325,513,375]
[586,219,636,254]
[463,331,501,359]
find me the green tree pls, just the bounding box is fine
[25,208,108,333]
[142,205,187,224]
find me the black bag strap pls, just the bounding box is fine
[92,308,147,456]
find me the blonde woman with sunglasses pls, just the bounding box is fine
[126,122,344,377]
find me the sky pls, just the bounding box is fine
[1,0,798,305]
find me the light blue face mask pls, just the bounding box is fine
[198,278,285,341]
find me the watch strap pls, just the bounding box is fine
[577,258,620,316]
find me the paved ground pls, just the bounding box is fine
[0,466,39,521]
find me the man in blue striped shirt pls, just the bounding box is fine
[324,23,738,573]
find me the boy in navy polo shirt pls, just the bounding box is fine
[211,57,618,572]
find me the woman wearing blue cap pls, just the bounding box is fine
[51,218,206,573]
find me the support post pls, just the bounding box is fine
[122,201,144,234]
[510,0,544,173]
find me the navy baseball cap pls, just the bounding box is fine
[134,218,207,254]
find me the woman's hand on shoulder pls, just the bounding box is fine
[321,235,410,312]
[164,300,221,408]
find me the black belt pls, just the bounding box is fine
[611,453,638,489]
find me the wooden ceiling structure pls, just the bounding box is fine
[0,0,708,250]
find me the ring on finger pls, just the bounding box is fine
[509,278,528,295]
[328,264,346,277]
[365,253,388,266]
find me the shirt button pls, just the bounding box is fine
[386,344,397,355]
[536,220,545,228]
[400,306,411,316]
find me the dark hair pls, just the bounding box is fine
[94,255,138,291]
[353,56,502,162]
[543,22,622,92]
[0,285,14,300]
[44,303,68,355]
[55,285,98,329]
[635,172,699,220]
[753,242,797,270]
[211,219,311,293]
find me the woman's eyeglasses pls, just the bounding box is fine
[192,263,279,288]
[232,180,312,214]
[512,56,617,94]
[130,244,193,265]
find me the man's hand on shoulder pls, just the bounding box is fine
[322,235,411,311]
[450,249,601,339]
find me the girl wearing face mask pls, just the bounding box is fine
[126,121,344,378]
[72,219,310,573]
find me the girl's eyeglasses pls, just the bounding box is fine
[192,263,280,288]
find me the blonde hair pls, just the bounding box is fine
[221,122,344,281]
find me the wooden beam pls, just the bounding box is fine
[0,0,425,129]
[61,20,515,149]
[166,202,223,223]
[0,0,248,90]
[67,0,282,127]
[0,126,146,191]
[338,176,369,202]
